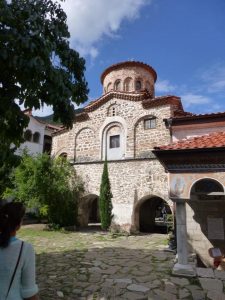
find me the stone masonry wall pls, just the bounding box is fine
[134,107,171,157]
[51,131,74,158]
[52,99,172,161]
[74,159,171,232]
[51,96,174,230]
[102,66,155,95]
[75,127,99,162]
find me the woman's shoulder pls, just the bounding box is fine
[16,238,35,253]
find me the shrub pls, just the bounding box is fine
[4,153,84,227]
[99,160,113,230]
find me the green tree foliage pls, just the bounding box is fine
[0,0,88,148]
[99,160,113,230]
[4,153,84,227]
[0,145,21,201]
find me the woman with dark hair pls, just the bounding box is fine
[0,202,38,300]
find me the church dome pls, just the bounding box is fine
[101,61,157,97]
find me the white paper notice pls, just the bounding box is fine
[207,217,224,240]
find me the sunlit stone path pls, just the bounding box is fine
[19,226,225,300]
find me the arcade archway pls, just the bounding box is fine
[135,196,172,233]
[78,194,100,227]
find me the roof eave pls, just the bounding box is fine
[153,146,225,154]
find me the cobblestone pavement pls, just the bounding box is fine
[19,226,225,300]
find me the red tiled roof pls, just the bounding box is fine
[142,95,183,111]
[173,109,193,117]
[45,124,62,131]
[85,90,150,112]
[155,132,225,151]
[84,92,183,113]
[100,61,157,83]
[172,111,225,120]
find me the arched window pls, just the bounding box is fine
[24,130,32,142]
[33,132,40,143]
[146,81,151,91]
[135,80,142,91]
[124,77,132,92]
[105,124,124,160]
[59,152,68,159]
[114,80,121,91]
[107,82,112,92]
[108,104,117,117]
[191,179,224,200]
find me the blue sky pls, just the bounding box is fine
[34,0,225,116]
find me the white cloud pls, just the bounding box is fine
[181,93,212,109]
[59,0,150,58]
[155,79,176,93]
[201,63,225,93]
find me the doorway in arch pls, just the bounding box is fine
[138,196,172,233]
[88,196,100,224]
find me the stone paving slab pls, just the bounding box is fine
[197,267,215,278]
[19,227,225,300]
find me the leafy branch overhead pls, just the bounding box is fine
[0,0,89,146]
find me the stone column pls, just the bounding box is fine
[172,198,196,277]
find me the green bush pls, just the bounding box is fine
[4,153,84,227]
[166,214,174,233]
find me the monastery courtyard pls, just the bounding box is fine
[19,225,225,300]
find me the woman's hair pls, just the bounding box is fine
[0,202,25,248]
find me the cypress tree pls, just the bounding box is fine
[99,160,113,230]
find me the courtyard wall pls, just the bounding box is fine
[74,158,171,232]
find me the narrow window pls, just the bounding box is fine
[112,107,116,116]
[24,130,32,141]
[144,118,156,129]
[33,132,40,143]
[115,80,121,91]
[107,82,112,92]
[110,135,120,148]
[146,81,151,91]
[124,77,132,92]
[108,104,117,116]
[135,80,142,91]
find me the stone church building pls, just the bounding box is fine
[52,61,225,273]
[51,61,188,232]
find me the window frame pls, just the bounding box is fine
[33,131,40,143]
[124,77,132,92]
[144,118,156,129]
[107,82,112,92]
[24,129,32,142]
[108,104,117,117]
[135,80,142,91]
[109,135,120,149]
[114,80,121,91]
